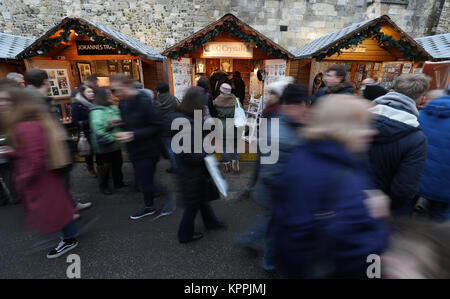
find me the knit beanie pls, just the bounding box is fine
[220,83,232,94]
[363,85,388,101]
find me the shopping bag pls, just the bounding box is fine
[204,155,228,198]
[234,98,247,128]
[77,131,91,157]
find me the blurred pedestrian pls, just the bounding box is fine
[6,72,25,88]
[418,91,450,222]
[360,77,377,95]
[112,74,163,220]
[89,87,125,195]
[197,77,216,119]
[214,83,239,172]
[0,86,79,259]
[273,94,390,278]
[368,74,431,215]
[170,87,226,243]
[313,65,354,102]
[71,85,98,178]
[25,68,60,118]
[154,82,178,174]
[417,89,447,110]
[312,72,325,95]
[132,81,155,101]
[235,83,308,273]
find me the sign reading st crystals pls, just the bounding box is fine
[203,42,253,58]
[76,40,120,55]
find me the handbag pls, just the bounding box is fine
[77,131,91,157]
[234,98,247,128]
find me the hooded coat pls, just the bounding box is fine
[418,96,450,203]
[368,92,427,211]
[273,140,389,278]
[153,92,178,137]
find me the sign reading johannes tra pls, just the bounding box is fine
[76,41,120,56]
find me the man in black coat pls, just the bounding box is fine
[111,74,163,220]
[368,73,431,215]
[231,71,246,106]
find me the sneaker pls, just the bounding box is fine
[130,206,156,220]
[46,238,78,259]
[76,202,92,211]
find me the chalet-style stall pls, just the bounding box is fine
[16,17,164,123]
[416,33,450,90]
[290,15,432,95]
[0,33,34,79]
[162,14,294,105]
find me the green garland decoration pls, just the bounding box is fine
[315,24,426,61]
[22,22,134,58]
[168,20,289,60]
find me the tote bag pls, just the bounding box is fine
[234,98,247,128]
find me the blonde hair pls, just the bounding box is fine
[302,94,374,149]
[394,74,432,101]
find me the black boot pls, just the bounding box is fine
[98,165,112,195]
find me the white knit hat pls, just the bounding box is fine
[267,76,294,98]
[220,83,232,94]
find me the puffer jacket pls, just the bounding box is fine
[89,105,122,154]
[214,93,236,140]
[418,95,450,203]
[368,92,427,211]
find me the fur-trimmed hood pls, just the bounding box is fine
[213,93,236,108]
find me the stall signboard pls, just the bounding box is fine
[171,58,192,101]
[76,41,120,55]
[203,42,253,58]
[43,68,72,98]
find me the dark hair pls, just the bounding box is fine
[197,77,210,93]
[85,75,98,83]
[326,65,347,81]
[78,84,94,99]
[94,87,112,106]
[110,73,132,85]
[177,87,205,117]
[234,71,241,78]
[156,82,170,93]
[25,68,48,88]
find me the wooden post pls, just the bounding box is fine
[137,58,144,86]
[307,59,315,96]
[167,59,174,96]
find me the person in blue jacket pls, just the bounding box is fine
[418,91,450,222]
[273,94,390,279]
[367,74,431,215]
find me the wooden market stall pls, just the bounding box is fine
[0,33,34,79]
[162,14,294,105]
[290,15,432,95]
[16,17,165,123]
[416,33,450,90]
[162,14,294,160]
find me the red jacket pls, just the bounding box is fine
[8,121,75,234]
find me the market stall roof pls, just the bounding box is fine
[292,15,431,61]
[162,13,294,59]
[16,17,164,61]
[415,33,450,60]
[0,32,34,61]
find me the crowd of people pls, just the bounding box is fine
[1,65,449,278]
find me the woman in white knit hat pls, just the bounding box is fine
[213,83,239,172]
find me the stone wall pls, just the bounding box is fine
[0,0,448,53]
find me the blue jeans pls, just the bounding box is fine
[222,139,238,163]
[132,157,158,208]
[62,220,79,239]
[178,203,220,242]
[235,208,277,271]
[428,200,450,222]
[162,137,177,169]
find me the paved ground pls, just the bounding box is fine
[0,160,272,279]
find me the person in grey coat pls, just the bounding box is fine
[235,83,310,273]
